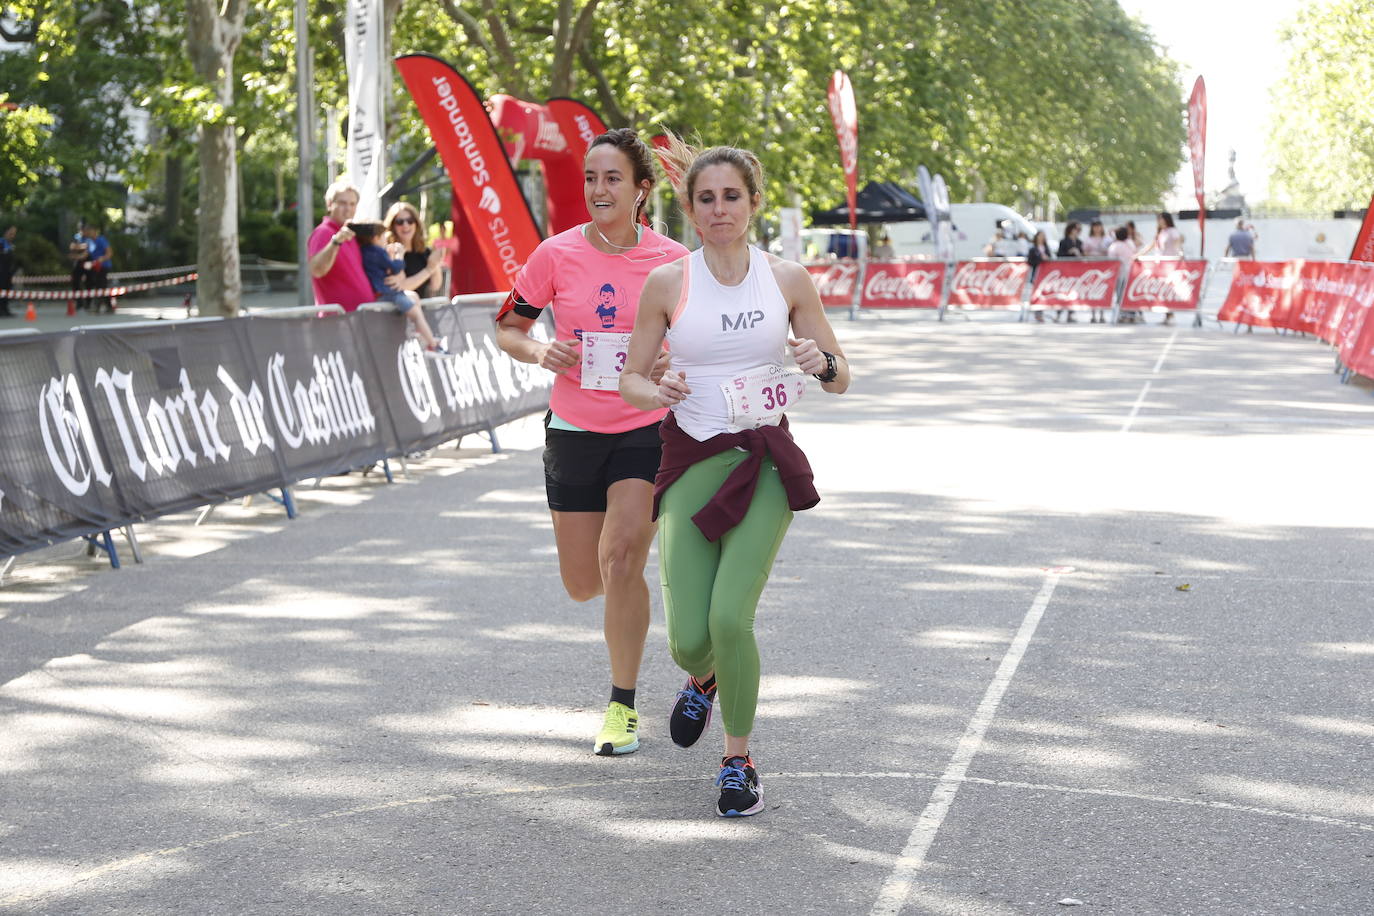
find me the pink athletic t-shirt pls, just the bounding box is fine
[308,217,373,312]
[514,224,689,434]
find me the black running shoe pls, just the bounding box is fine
[715,755,763,817]
[669,677,715,748]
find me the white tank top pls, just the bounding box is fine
[666,246,790,441]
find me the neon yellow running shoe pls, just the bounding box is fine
[594,701,640,756]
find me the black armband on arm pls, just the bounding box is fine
[495,289,544,323]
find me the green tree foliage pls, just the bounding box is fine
[1268,0,1374,210]
[0,0,1187,269]
[0,96,55,212]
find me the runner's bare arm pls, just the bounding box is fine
[495,306,579,373]
[620,263,688,410]
[772,257,851,394]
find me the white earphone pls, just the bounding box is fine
[634,192,644,206]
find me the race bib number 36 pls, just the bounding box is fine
[720,364,808,429]
[580,331,632,390]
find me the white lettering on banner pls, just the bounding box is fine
[216,367,275,455]
[532,116,568,154]
[399,340,442,422]
[573,114,595,146]
[809,263,858,299]
[953,262,1025,299]
[864,268,938,302]
[1036,268,1114,303]
[1125,269,1202,304]
[39,374,113,496]
[267,351,377,450]
[398,328,553,417]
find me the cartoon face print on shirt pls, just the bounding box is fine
[588,282,625,329]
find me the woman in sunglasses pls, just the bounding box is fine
[384,201,445,299]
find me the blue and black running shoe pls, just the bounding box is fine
[716,755,763,817]
[669,676,715,748]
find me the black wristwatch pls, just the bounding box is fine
[813,350,838,383]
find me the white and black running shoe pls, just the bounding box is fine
[715,755,763,817]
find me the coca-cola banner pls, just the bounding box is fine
[1121,259,1207,312]
[806,260,861,308]
[0,301,554,559]
[1342,270,1374,377]
[949,260,1030,308]
[861,261,944,309]
[1031,260,1120,311]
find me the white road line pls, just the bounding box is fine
[1119,330,1178,435]
[1152,328,1180,374]
[1118,380,1153,434]
[869,571,1061,916]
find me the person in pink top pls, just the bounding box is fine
[496,128,690,757]
[307,180,400,312]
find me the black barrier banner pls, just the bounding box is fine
[0,333,130,555]
[71,321,287,520]
[357,301,554,454]
[241,313,395,480]
[1,301,554,559]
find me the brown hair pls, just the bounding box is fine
[587,128,656,224]
[655,133,764,218]
[384,201,427,254]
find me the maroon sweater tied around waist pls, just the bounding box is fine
[653,411,820,542]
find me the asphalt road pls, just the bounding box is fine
[2,312,1372,915]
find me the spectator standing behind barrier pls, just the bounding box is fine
[430,219,458,295]
[351,220,449,358]
[1138,212,1183,324]
[81,223,115,314]
[1027,230,1054,323]
[1224,218,1255,259]
[1082,220,1111,257]
[1125,220,1143,252]
[68,229,89,306]
[873,231,895,259]
[384,201,445,300]
[0,225,15,318]
[1107,226,1138,323]
[307,180,396,312]
[1057,221,1085,259]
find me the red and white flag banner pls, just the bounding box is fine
[1188,76,1207,254]
[860,261,944,309]
[805,260,860,308]
[1342,267,1374,377]
[1348,189,1374,262]
[1121,259,1207,312]
[1030,260,1120,310]
[948,260,1029,308]
[395,55,543,295]
[827,70,859,232]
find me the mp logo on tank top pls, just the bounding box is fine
[721,309,766,332]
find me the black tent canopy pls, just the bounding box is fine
[811,180,927,225]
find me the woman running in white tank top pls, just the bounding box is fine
[620,135,852,818]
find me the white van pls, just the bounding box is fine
[884,204,1038,261]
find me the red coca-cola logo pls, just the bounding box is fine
[863,267,938,301]
[1124,269,1202,304]
[1036,268,1114,302]
[953,262,1026,298]
[808,262,858,299]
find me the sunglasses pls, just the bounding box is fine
[392,217,416,226]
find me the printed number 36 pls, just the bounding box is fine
[762,384,788,410]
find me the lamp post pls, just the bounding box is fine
[294,0,313,306]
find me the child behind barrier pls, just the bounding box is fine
[351,220,450,358]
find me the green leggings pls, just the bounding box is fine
[658,450,793,737]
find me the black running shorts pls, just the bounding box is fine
[542,414,662,512]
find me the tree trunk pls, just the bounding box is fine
[186,0,246,317]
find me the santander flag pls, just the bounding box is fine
[394,55,542,294]
[1349,189,1374,262]
[1188,77,1207,255]
[827,71,858,232]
